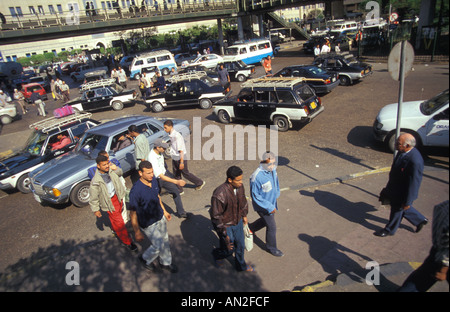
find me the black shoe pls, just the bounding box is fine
[160,263,178,273]
[138,255,155,271]
[415,219,428,233]
[177,212,192,219]
[270,249,284,257]
[127,242,138,252]
[374,229,390,237]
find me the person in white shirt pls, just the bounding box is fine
[148,138,189,218]
[314,44,321,58]
[321,42,330,54]
[117,67,128,88]
[163,120,205,194]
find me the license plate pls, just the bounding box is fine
[310,101,317,109]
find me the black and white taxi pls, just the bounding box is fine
[213,77,324,131]
[67,79,137,112]
[145,72,230,112]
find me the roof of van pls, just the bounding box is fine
[135,50,172,58]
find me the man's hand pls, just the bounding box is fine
[402,205,411,210]
[225,235,234,251]
[94,211,102,218]
[176,179,186,187]
[435,266,448,281]
[135,230,145,242]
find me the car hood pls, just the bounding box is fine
[30,151,94,187]
[377,100,424,121]
[0,151,40,177]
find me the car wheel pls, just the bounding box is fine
[152,102,164,113]
[17,174,32,194]
[273,116,289,132]
[162,68,170,76]
[70,181,91,207]
[0,115,13,125]
[339,75,351,86]
[111,101,124,111]
[237,74,246,82]
[199,99,212,109]
[218,110,231,124]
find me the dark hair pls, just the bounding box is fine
[98,150,108,157]
[226,166,243,181]
[128,124,138,133]
[163,120,173,127]
[96,154,109,164]
[139,160,153,172]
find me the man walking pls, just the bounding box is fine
[263,55,272,76]
[210,166,254,272]
[249,151,284,257]
[128,125,150,170]
[89,154,137,252]
[129,161,178,273]
[163,120,205,193]
[375,133,428,237]
[217,63,230,88]
[148,138,188,219]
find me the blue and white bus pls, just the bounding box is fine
[223,39,273,65]
[129,50,177,79]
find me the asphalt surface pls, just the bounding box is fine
[0,41,448,295]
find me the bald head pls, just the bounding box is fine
[396,133,416,153]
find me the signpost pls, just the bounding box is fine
[387,40,415,158]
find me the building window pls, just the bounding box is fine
[9,7,16,17]
[29,6,36,15]
[48,5,55,14]
[57,5,63,14]
[38,6,45,15]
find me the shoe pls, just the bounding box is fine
[415,219,428,233]
[179,191,184,196]
[243,265,255,272]
[177,212,191,219]
[138,255,155,271]
[127,242,138,252]
[160,263,178,273]
[195,181,206,191]
[374,229,390,237]
[270,249,284,257]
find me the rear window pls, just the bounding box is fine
[295,85,315,102]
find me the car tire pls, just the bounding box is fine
[152,102,164,113]
[162,68,170,76]
[237,74,246,82]
[339,75,351,86]
[0,115,13,125]
[217,110,231,124]
[111,101,124,111]
[273,116,289,132]
[199,99,212,109]
[70,181,91,207]
[17,174,32,194]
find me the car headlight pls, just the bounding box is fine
[374,119,383,130]
[44,186,62,197]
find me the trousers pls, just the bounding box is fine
[172,159,203,191]
[212,218,247,271]
[158,172,186,215]
[108,194,132,245]
[384,203,426,235]
[141,216,172,266]
[249,211,278,253]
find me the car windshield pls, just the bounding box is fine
[305,67,326,75]
[342,54,358,65]
[420,89,449,115]
[236,60,247,67]
[109,84,123,93]
[199,76,216,87]
[225,47,239,55]
[23,131,48,156]
[75,133,109,155]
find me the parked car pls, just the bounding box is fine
[273,65,340,94]
[83,69,108,84]
[190,53,223,69]
[28,115,190,207]
[0,113,99,193]
[67,79,137,112]
[21,83,48,103]
[213,77,324,131]
[146,72,230,112]
[0,103,17,125]
[70,65,109,82]
[174,52,197,66]
[178,64,219,81]
[29,75,51,92]
[220,60,255,82]
[373,89,449,152]
[313,52,372,86]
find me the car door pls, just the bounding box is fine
[184,80,201,105]
[109,131,135,173]
[234,89,255,120]
[424,107,449,147]
[253,91,277,121]
[165,82,187,107]
[82,88,109,111]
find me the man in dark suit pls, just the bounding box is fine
[375,133,428,237]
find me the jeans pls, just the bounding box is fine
[213,218,247,271]
[249,210,278,253]
[141,216,172,266]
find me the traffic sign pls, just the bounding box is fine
[388,41,414,81]
[389,12,398,22]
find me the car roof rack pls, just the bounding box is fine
[80,79,116,91]
[29,112,93,133]
[168,71,208,83]
[241,77,307,90]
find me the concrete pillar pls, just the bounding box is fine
[237,16,245,41]
[415,0,436,49]
[258,14,265,37]
[217,18,224,55]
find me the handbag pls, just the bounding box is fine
[243,223,253,251]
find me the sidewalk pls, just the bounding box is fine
[0,165,448,292]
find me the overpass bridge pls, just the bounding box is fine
[0,0,329,45]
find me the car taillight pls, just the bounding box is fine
[318,97,321,105]
[325,79,331,84]
[304,106,310,115]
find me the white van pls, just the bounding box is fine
[129,50,177,79]
[332,21,358,33]
[223,39,273,65]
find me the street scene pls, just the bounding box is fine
[0,0,448,297]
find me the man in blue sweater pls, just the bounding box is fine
[249,151,284,257]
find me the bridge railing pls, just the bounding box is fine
[242,0,305,11]
[0,0,237,31]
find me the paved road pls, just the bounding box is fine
[0,44,448,294]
